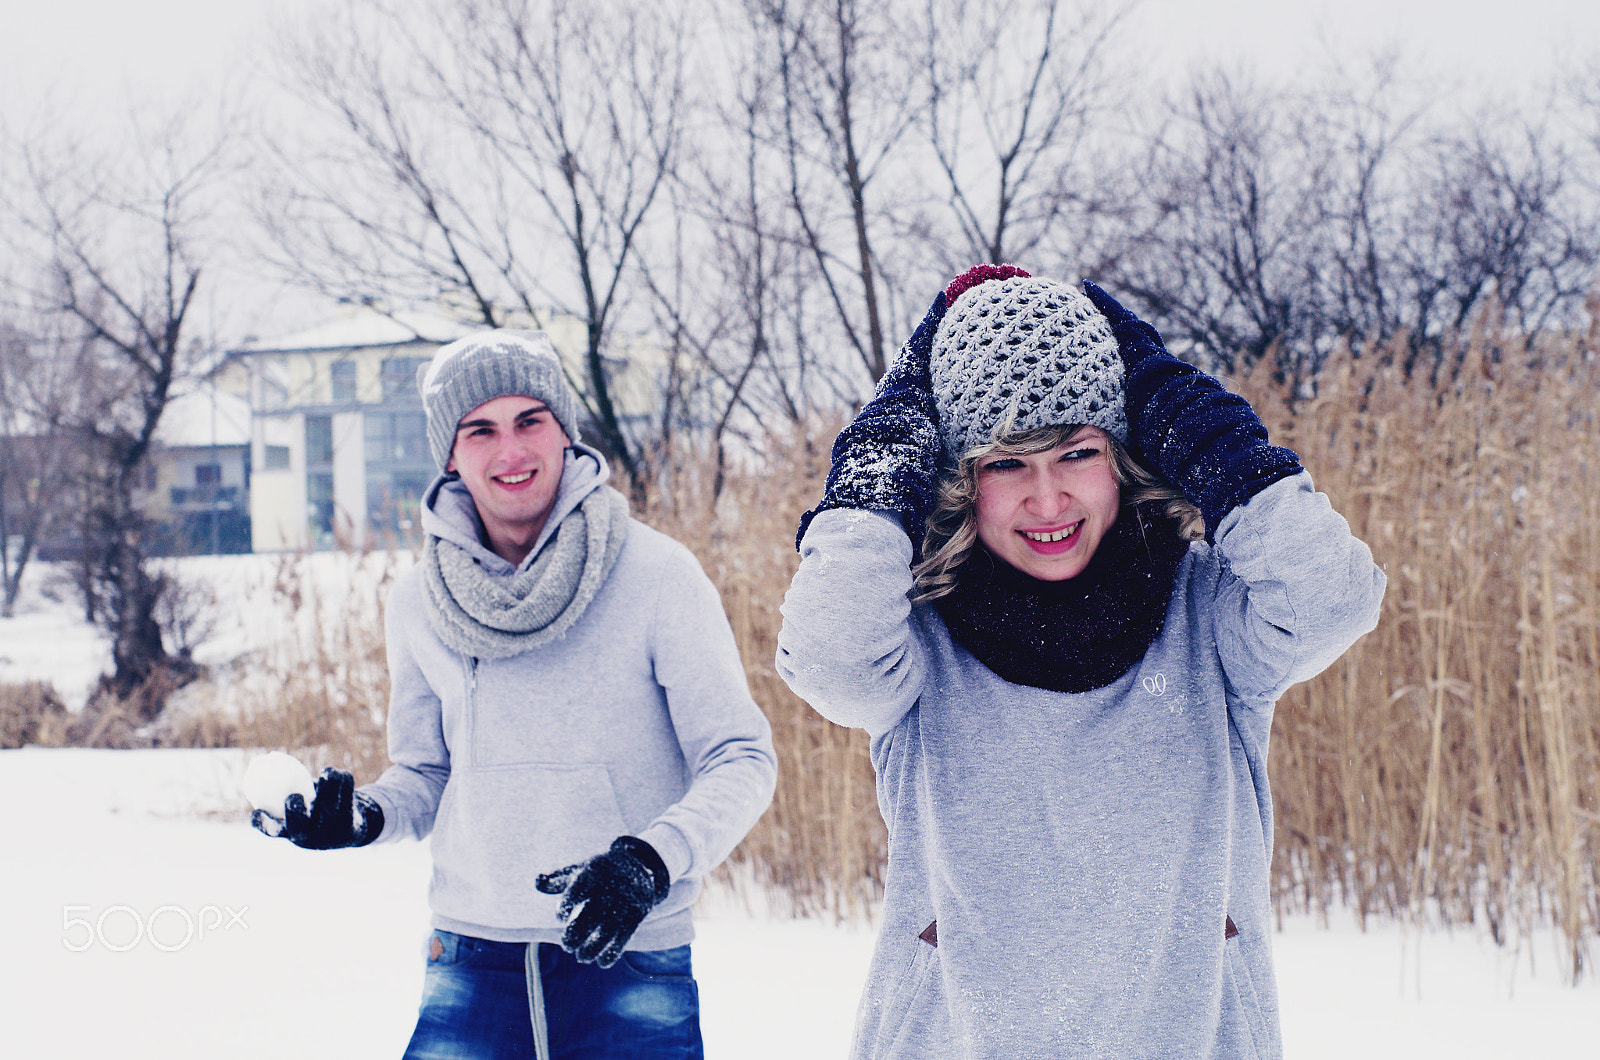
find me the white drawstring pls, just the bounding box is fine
[525,943,551,1060]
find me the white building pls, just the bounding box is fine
[220,309,480,552]
[137,386,255,554]
[219,305,668,552]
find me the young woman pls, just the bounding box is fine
[777,265,1385,1059]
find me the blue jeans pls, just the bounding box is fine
[402,931,703,1060]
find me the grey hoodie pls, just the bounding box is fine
[776,472,1384,1059]
[364,444,777,950]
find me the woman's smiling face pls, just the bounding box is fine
[972,425,1122,581]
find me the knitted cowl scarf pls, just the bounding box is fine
[423,484,631,660]
[934,503,1191,694]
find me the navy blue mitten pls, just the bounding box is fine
[795,291,948,549]
[1082,280,1302,538]
[536,836,671,968]
[251,767,384,850]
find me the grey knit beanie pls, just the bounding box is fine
[417,330,582,471]
[931,275,1126,464]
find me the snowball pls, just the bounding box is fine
[241,752,315,813]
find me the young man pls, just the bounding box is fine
[254,330,778,1059]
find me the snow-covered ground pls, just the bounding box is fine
[3,558,1597,1057]
[3,747,1596,1060]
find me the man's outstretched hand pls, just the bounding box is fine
[251,767,383,850]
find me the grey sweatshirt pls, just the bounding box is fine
[364,445,778,950]
[776,472,1384,1060]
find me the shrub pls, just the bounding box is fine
[0,680,70,748]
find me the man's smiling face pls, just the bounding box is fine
[446,394,570,564]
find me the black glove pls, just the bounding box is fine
[1082,280,1302,538]
[536,836,671,968]
[795,291,948,549]
[251,767,384,850]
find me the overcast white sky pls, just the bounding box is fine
[2,0,1594,345]
[2,0,1596,123]
[0,0,296,128]
[1138,0,1595,87]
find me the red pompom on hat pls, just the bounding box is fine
[944,263,1031,305]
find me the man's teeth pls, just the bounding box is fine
[1022,523,1079,543]
[496,472,533,484]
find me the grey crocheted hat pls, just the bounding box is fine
[417,330,582,470]
[931,274,1126,464]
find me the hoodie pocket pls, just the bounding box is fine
[430,762,629,927]
[866,928,945,1057]
[1222,933,1268,1060]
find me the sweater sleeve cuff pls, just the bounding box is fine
[635,822,694,882]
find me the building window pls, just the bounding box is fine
[364,406,432,544]
[381,357,430,403]
[305,415,334,467]
[263,445,290,470]
[330,360,358,403]
[366,471,432,544]
[307,471,335,548]
[365,411,428,465]
[195,463,221,487]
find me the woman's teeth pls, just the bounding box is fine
[1022,523,1079,543]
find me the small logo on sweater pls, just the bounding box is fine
[1142,673,1167,696]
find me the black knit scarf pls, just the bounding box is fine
[933,504,1190,694]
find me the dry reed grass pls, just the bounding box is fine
[636,426,886,920]
[178,549,406,783]
[658,321,1597,974]
[1243,323,1600,979]
[0,680,70,748]
[76,321,1593,972]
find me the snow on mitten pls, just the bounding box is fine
[795,290,949,550]
[536,836,671,968]
[251,767,384,850]
[1082,280,1302,538]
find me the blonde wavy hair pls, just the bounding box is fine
[911,424,1204,602]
